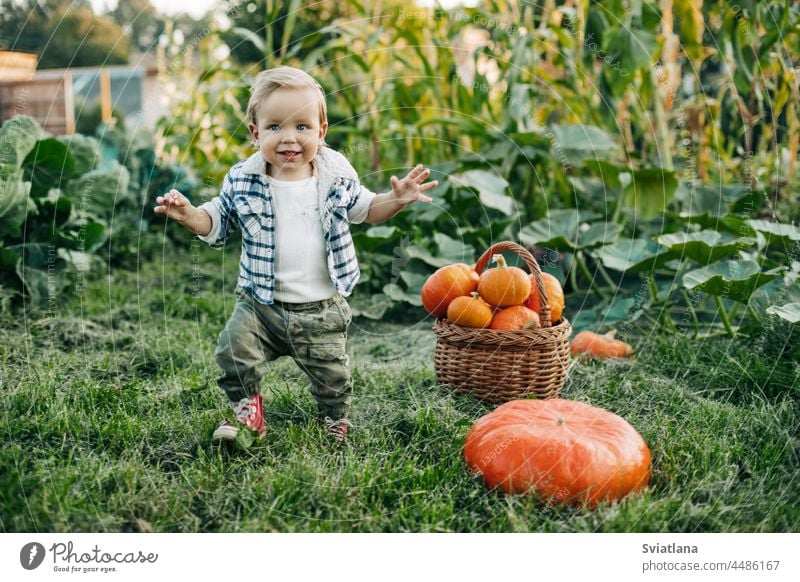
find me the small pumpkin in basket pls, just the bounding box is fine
[477,254,531,307]
[524,272,565,323]
[489,305,540,330]
[447,292,493,328]
[421,263,479,318]
[463,399,651,507]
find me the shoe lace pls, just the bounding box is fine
[233,396,259,424]
[323,417,352,440]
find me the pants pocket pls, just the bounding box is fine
[334,295,352,329]
[307,342,346,361]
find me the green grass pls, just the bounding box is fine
[1,244,798,532]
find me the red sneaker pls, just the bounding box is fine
[213,394,266,441]
[322,416,352,444]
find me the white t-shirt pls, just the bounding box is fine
[268,175,337,302]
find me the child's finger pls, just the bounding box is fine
[414,168,431,183]
[419,180,438,192]
[390,176,400,189]
[408,164,424,180]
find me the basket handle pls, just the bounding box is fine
[473,241,552,327]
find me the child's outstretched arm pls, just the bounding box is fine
[154,189,212,237]
[365,164,437,224]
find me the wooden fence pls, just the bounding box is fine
[0,76,73,135]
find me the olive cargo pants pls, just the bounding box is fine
[214,287,353,420]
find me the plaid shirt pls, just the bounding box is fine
[197,147,375,304]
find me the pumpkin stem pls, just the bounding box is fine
[491,254,508,269]
[604,329,618,340]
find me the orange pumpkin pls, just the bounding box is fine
[489,305,540,330]
[421,263,479,318]
[524,272,565,323]
[477,254,531,307]
[463,399,651,507]
[571,331,633,358]
[447,292,493,328]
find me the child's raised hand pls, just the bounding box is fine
[389,164,438,205]
[154,189,193,223]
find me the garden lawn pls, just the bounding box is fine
[1,243,798,532]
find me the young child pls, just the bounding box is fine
[154,66,437,443]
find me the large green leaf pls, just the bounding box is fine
[0,115,42,168]
[594,238,675,272]
[405,245,452,268]
[657,230,755,263]
[766,303,800,324]
[682,260,781,303]
[64,161,131,214]
[399,271,427,296]
[749,279,800,315]
[365,225,398,239]
[569,295,646,332]
[0,165,32,238]
[675,181,764,219]
[60,219,107,253]
[746,219,800,248]
[449,170,513,215]
[23,138,76,197]
[674,0,705,61]
[509,131,551,154]
[349,293,394,319]
[383,283,423,307]
[58,248,94,273]
[57,134,100,176]
[601,27,659,94]
[548,124,618,164]
[12,243,71,307]
[434,232,475,264]
[568,176,609,202]
[623,168,679,220]
[607,27,658,70]
[675,182,763,233]
[0,243,18,269]
[16,263,53,307]
[581,159,624,190]
[519,209,622,252]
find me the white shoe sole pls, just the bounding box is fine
[212,425,239,441]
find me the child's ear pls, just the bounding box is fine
[248,123,259,145]
[319,121,328,142]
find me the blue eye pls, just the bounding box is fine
[269,124,280,131]
[297,124,308,131]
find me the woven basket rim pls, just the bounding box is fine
[432,316,572,349]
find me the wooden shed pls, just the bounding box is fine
[0,51,165,135]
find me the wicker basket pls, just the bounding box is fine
[433,241,572,403]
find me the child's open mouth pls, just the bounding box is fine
[279,151,301,161]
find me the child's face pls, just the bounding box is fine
[248,87,328,181]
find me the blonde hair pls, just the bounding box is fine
[246,66,328,129]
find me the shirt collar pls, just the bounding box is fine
[241,152,269,176]
[240,148,342,196]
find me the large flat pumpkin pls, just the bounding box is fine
[464,399,651,507]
